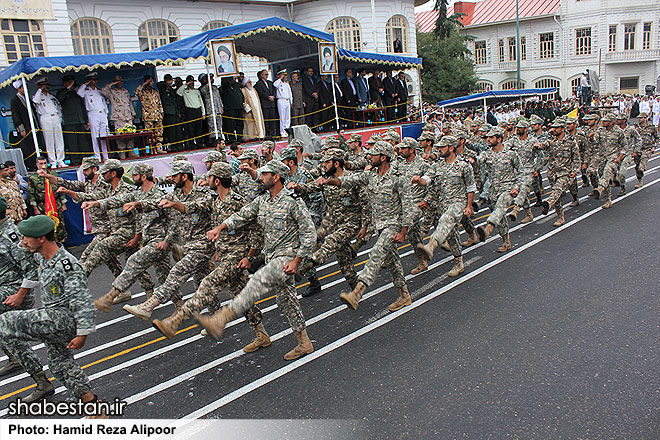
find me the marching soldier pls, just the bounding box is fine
[592,113,626,209]
[633,112,658,188]
[506,119,541,224]
[614,113,641,195]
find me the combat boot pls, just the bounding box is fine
[496,234,512,253]
[416,238,439,261]
[447,257,464,277]
[634,178,643,189]
[520,208,534,224]
[618,184,626,196]
[581,174,589,186]
[477,223,495,242]
[95,287,122,313]
[507,205,520,222]
[541,201,551,215]
[388,285,412,312]
[112,290,132,305]
[602,199,612,209]
[533,192,543,207]
[243,324,271,353]
[410,253,429,275]
[339,281,367,311]
[553,211,565,227]
[196,307,237,340]
[23,371,54,403]
[592,186,604,200]
[461,230,480,247]
[145,289,153,299]
[302,274,321,298]
[440,241,451,252]
[122,296,160,321]
[283,329,314,361]
[569,198,580,207]
[0,351,22,376]
[152,309,186,339]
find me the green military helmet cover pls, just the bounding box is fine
[203,151,225,163]
[79,156,100,171]
[417,131,435,141]
[438,135,458,147]
[171,154,189,162]
[237,149,259,160]
[348,133,362,143]
[288,138,305,148]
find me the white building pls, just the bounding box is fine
[416,0,660,98]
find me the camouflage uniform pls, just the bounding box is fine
[0,177,26,223]
[575,124,594,187]
[594,123,626,201]
[397,151,429,259]
[617,124,641,186]
[534,132,581,215]
[286,162,324,226]
[635,123,658,179]
[28,171,67,243]
[134,83,164,147]
[0,247,95,398]
[0,218,38,312]
[506,133,539,209]
[101,84,135,154]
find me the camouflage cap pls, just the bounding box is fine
[261,140,275,150]
[100,159,123,174]
[322,136,341,150]
[166,160,194,176]
[638,112,649,119]
[288,138,305,148]
[0,195,6,212]
[422,122,434,132]
[131,163,153,176]
[237,149,259,160]
[529,115,544,125]
[582,113,597,121]
[258,159,290,177]
[80,156,100,171]
[18,215,55,238]
[478,123,492,132]
[366,134,383,144]
[600,113,616,123]
[614,112,627,121]
[564,116,578,124]
[383,129,401,143]
[209,161,232,179]
[348,133,362,143]
[486,127,504,137]
[418,131,435,141]
[453,128,469,139]
[368,141,394,158]
[320,148,345,162]
[171,154,189,162]
[549,117,566,128]
[401,137,420,149]
[203,151,225,163]
[516,119,530,129]
[437,135,458,147]
[279,147,297,161]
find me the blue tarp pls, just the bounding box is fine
[0,17,422,88]
[437,88,558,107]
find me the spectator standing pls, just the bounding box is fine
[32,78,65,168]
[101,75,135,158]
[135,75,165,155]
[10,80,39,171]
[290,70,305,127]
[57,75,90,166]
[302,68,319,130]
[177,75,205,150]
[255,70,280,137]
[157,74,180,151]
[220,76,245,143]
[77,72,109,161]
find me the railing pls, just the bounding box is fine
[604,48,660,63]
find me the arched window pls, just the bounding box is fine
[570,76,581,97]
[71,18,114,55]
[386,15,408,53]
[534,78,560,100]
[203,20,232,32]
[1,19,45,63]
[475,81,493,92]
[138,19,179,51]
[326,17,361,51]
[501,79,524,90]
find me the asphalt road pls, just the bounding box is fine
[2,154,660,439]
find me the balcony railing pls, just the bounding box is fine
[604,49,660,63]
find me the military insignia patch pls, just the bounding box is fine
[191,213,199,223]
[8,232,19,242]
[61,258,73,272]
[274,218,284,230]
[383,193,391,202]
[49,284,60,296]
[343,197,351,207]
[562,151,570,158]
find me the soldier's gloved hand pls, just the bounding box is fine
[67,335,87,350]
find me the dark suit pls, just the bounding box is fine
[221,78,245,142]
[10,93,39,170]
[394,77,409,122]
[368,75,383,107]
[56,86,90,165]
[157,81,182,150]
[382,75,397,121]
[302,74,319,129]
[340,77,358,127]
[255,78,279,137]
[317,79,334,130]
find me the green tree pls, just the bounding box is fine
[434,0,465,39]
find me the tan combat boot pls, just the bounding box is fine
[122,296,161,321]
[112,290,132,304]
[507,205,520,221]
[410,252,429,275]
[553,211,565,227]
[196,307,237,340]
[0,351,22,376]
[440,241,451,252]
[95,287,122,313]
[496,234,512,253]
[243,324,271,353]
[602,198,612,209]
[283,329,314,361]
[634,178,643,189]
[388,285,412,312]
[339,281,367,311]
[478,223,495,241]
[23,371,55,403]
[152,309,186,339]
[447,257,465,277]
[520,208,534,224]
[416,238,439,261]
[461,230,480,247]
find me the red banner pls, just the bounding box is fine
[44,178,59,228]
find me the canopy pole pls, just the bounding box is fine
[21,76,41,159]
[204,63,220,142]
[331,74,340,131]
[416,67,423,121]
[483,97,487,121]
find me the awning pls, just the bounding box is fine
[437,88,558,107]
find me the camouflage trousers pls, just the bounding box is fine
[597,156,619,200]
[312,217,361,287]
[531,171,543,194]
[182,254,262,328]
[407,206,425,251]
[635,149,653,178]
[617,154,634,185]
[358,226,406,290]
[587,155,604,189]
[153,245,214,304]
[81,230,154,292]
[80,233,123,278]
[144,119,163,146]
[0,307,91,398]
[479,177,492,204]
[112,242,171,293]
[486,191,513,238]
[227,256,306,333]
[460,214,475,236]
[514,173,533,209]
[546,174,573,214]
[429,202,464,257]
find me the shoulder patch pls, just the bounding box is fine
[8,231,19,242]
[61,258,74,272]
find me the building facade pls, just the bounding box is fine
[416,0,660,98]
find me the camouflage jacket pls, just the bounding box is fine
[622,125,641,155]
[534,135,581,178]
[76,179,137,237]
[0,177,26,223]
[224,188,316,262]
[34,247,95,336]
[398,154,429,205]
[505,135,541,173]
[345,150,369,171]
[57,175,112,235]
[28,171,66,212]
[286,166,324,220]
[637,124,658,152]
[101,85,135,122]
[574,127,591,163]
[232,171,264,202]
[0,218,38,298]
[134,84,163,121]
[476,148,524,195]
[339,166,414,231]
[423,158,476,206]
[593,125,626,160]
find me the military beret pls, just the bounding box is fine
[417,131,435,141]
[279,147,297,161]
[18,215,55,238]
[550,118,566,128]
[99,159,123,174]
[348,133,362,143]
[368,141,394,158]
[438,135,458,147]
[614,113,627,121]
[132,163,153,176]
[171,154,189,162]
[0,195,7,212]
[383,130,401,142]
[322,137,341,150]
[237,149,259,160]
[203,151,225,163]
[79,156,100,171]
[288,138,305,148]
[638,112,649,119]
[478,123,492,132]
[516,119,530,129]
[258,159,290,177]
[209,161,232,179]
[166,160,194,176]
[486,127,504,137]
[261,140,275,149]
[320,148,345,163]
[366,135,383,144]
[600,113,616,123]
[564,116,578,124]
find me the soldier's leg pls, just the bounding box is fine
[336,246,359,288]
[82,233,131,277]
[382,240,406,290]
[357,227,397,289]
[617,155,632,186]
[82,235,124,278]
[154,250,212,304]
[0,311,45,376]
[45,339,91,398]
[447,228,462,258]
[514,174,533,207]
[312,222,360,265]
[486,191,514,228]
[112,244,167,292]
[123,246,155,293]
[568,177,579,201]
[428,203,463,246]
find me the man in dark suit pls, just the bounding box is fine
[220,76,245,143]
[382,70,397,122]
[303,67,319,130]
[10,80,39,171]
[254,69,279,137]
[340,69,358,127]
[157,74,181,151]
[368,69,384,107]
[316,74,334,131]
[394,71,409,123]
[57,75,90,166]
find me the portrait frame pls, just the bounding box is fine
[209,39,238,77]
[319,43,337,75]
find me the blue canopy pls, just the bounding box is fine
[0,17,422,88]
[438,88,558,107]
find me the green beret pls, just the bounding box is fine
[0,195,7,212]
[18,215,55,238]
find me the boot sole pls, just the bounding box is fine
[23,388,55,403]
[195,315,225,340]
[152,320,176,339]
[122,305,151,322]
[339,293,358,310]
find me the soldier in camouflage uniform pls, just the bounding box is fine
[575,114,593,188]
[319,142,414,313]
[415,135,476,277]
[0,163,26,223]
[345,133,369,171]
[197,160,317,361]
[233,149,264,202]
[506,119,542,224]
[122,161,215,321]
[592,113,626,209]
[451,131,481,247]
[614,113,641,195]
[529,114,549,205]
[288,138,315,171]
[0,215,101,408]
[633,112,658,188]
[535,118,581,227]
[88,163,175,313]
[29,157,67,243]
[585,114,604,192]
[260,140,281,165]
[562,117,582,205]
[476,128,524,252]
[0,196,40,377]
[153,162,268,354]
[134,75,165,154]
[102,76,136,158]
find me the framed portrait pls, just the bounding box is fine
[319,43,337,75]
[209,39,238,77]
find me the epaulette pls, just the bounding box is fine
[61,258,74,272]
[8,231,19,242]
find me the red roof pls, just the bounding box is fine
[416,0,560,33]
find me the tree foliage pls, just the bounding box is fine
[434,0,467,39]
